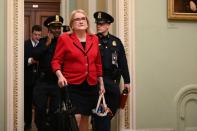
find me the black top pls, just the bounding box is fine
[81,42,86,49]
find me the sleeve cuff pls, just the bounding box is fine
[28,57,33,65]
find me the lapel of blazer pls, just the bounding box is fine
[70,33,93,54]
[70,33,85,53]
[85,34,93,54]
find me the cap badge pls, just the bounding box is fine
[56,15,60,22]
[98,12,102,19]
[112,41,117,46]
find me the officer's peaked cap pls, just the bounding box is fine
[44,15,64,28]
[93,11,114,24]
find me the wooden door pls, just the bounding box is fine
[24,0,60,40]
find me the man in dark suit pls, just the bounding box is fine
[32,15,64,131]
[24,25,42,130]
[92,11,131,131]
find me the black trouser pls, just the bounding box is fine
[33,80,61,131]
[92,76,120,131]
[24,83,35,127]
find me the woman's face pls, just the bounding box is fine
[72,12,88,32]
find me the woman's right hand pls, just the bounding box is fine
[55,70,68,88]
[58,76,68,88]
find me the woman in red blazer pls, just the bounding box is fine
[51,9,105,131]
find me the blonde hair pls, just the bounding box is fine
[69,9,93,34]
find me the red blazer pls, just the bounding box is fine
[51,33,102,85]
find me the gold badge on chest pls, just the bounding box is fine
[112,41,117,46]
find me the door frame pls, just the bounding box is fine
[24,1,61,40]
[5,0,136,130]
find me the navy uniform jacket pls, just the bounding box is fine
[99,33,130,84]
[98,33,130,114]
[33,37,58,83]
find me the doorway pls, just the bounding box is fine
[24,1,61,130]
[24,0,60,40]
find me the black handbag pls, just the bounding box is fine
[56,85,79,131]
[91,94,113,131]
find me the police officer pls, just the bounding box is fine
[92,11,131,131]
[32,15,63,131]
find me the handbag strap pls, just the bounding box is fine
[102,95,107,108]
[95,94,107,112]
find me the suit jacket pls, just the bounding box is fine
[24,39,39,86]
[51,33,102,85]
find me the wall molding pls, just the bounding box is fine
[116,0,135,130]
[6,0,24,131]
[175,84,197,131]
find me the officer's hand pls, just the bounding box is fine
[124,84,130,93]
[46,31,54,46]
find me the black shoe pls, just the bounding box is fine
[24,124,32,131]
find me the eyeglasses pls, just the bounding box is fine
[73,17,86,22]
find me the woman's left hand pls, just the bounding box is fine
[99,84,105,94]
